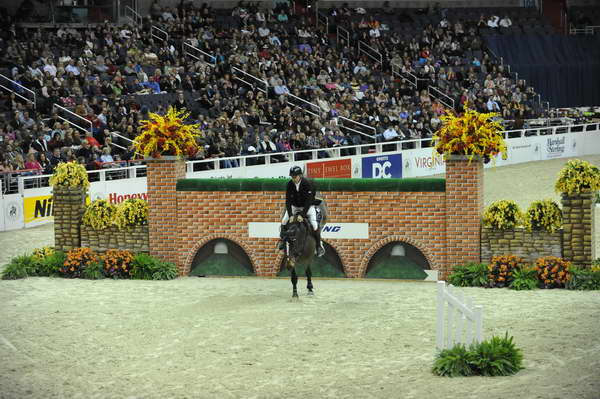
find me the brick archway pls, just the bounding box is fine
[358,235,440,278]
[182,235,259,276]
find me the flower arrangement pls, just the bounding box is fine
[60,247,99,278]
[524,200,562,233]
[49,161,90,189]
[433,105,507,162]
[33,246,55,260]
[102,249,134,279]
[82,199,117,230]
[534,256,571,289]
[488,255,527,288]
[555,159,600,196]
[483,200,523,230]
[135,106,200,158]
[114,199,148,229]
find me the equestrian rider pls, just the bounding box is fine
[278,166,325,257]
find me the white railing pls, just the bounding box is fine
[569,24,600,35]
[183,41,216,66]
[286,93,321,115]
[436,281,483,351]
[125,5,142,25]
[338,115,376,137]
[358,41,382,66]
[20,164,147,190]
[316,12,329,33]
[391,63,418,87]
[151,25,169,42]
[337,26,350,48]
[53,103,92,135]
[0,74,36,109]
[231,67,268,93]
[428,86,455,109]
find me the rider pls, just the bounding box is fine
[278,166,325,257]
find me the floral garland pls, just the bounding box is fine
[555,159,600,196]
[49,161,90,189]
[433,105,507,162]
[134,106,201,158]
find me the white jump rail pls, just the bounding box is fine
[0,74,37,109]
[436,281,483,351]
[53,103,92,135]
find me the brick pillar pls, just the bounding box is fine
[146,157,186,273]
[561,192,595,268]
[53,186,86,251]
[445,156,484,279]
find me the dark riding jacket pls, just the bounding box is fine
[286,177,315,217]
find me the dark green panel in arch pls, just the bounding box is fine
[366,241,430,280]
[190,239,255,277]
[365,258,428,280]
[177,178,446,192]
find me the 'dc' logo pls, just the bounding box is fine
[372,161,392,178]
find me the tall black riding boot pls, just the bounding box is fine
[277,225,286,250]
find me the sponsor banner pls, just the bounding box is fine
[306,158,352,178]
[403,148,445,177]
[89,178,148,204]
[2,193,24,231]
[487,138,541,168]
[580,132,600,156]
[540,135,577,160]
[248,222,369,239]
[361,154,402,178]
[23,187,53,228]
[187,162,295,179]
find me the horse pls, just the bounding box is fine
[281,213,317,298]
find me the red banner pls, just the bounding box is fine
[306,159,352,178]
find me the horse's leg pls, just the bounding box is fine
[306,265,314,295]
[291,267,299,298]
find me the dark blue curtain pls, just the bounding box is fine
[484,34,600,107]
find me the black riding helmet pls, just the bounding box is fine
[289,166,303,177]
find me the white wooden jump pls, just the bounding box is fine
[436,281,484,350]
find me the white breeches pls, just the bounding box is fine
[281,205,318,230]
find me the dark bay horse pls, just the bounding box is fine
[282,214,317,298]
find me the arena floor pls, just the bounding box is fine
[1,155,599,399]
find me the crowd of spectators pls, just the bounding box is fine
[0,0,594,183]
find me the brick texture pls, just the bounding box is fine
[146,158,186,273]
[148,158,484,279]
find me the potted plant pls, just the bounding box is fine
[134,106,201,159]
[432,104,507,163]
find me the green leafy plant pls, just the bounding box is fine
[1,254,37,279]
[468,333,524,376]
[82,199,117,230]
[555,159,600,195]
[509,267,538,290]
[130,253,178,280]
[524,200,562,233]
[432,344,475,377]
[433,333,523,377]
[565,266,600,290]
[83,261,106,280]
[448,263,489,287]
[483,200,523,230]
[37,250,67,277]
[488,255,527,288]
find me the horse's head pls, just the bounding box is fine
[282,215,309,263]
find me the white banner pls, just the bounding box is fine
[187,162,301,179]
[248,222,369,239]
[402,148,445,177]
[22,186,53,228]
[539,135,577,160]
[89,178,147,204]
[2,193,24,231]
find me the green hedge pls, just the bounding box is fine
[176,178,446,192]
